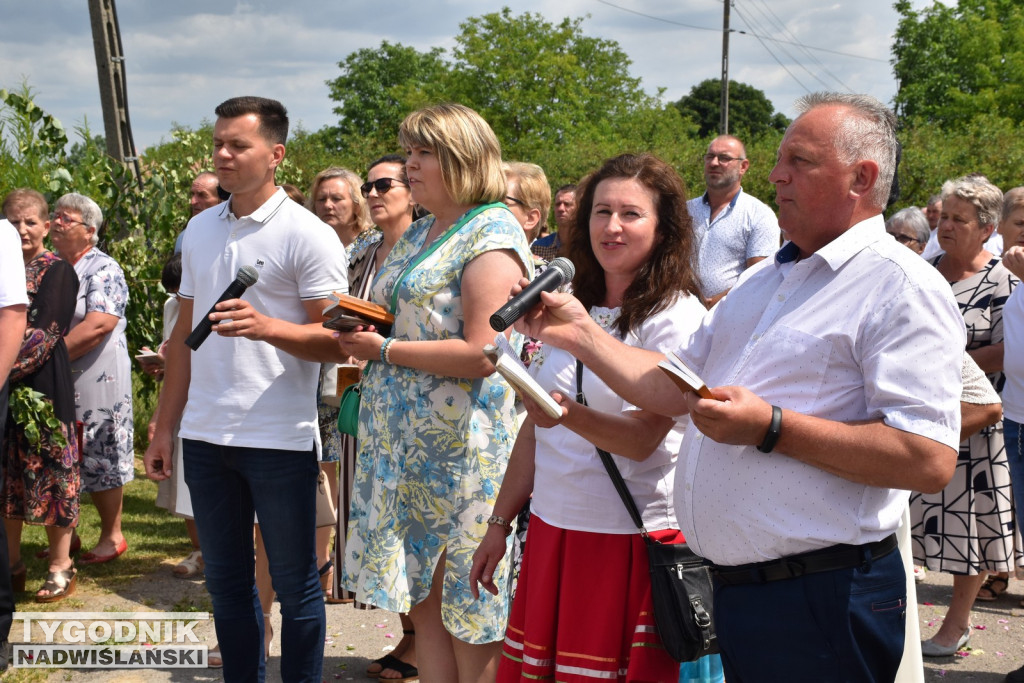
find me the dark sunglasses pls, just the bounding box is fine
[360,178,407,198]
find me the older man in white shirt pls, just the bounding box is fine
[514,93,964,681]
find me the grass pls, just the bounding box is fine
[5,461,195,681]
[16,462,193,593]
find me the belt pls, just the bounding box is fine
[712,533,898,586]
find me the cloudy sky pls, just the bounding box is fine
[1,0,928,153]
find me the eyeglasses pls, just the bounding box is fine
[702,153,745,164]
[505,196,526,207]
[887,232,920,245]
[360,178,407,198]
[51,213,88,231]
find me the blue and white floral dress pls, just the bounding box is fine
[342,206,532,643]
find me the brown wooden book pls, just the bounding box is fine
[657,351,717,400]
[323,292,395,329]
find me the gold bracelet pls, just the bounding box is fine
[486,515,513,537]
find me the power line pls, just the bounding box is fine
[593,0,888,64]
[731,3,834,91]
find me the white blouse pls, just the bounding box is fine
[529,293,707,534]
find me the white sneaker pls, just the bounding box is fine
[913,564,926,583]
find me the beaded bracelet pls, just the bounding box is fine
[379,338,394,364]
[384,338,395,364]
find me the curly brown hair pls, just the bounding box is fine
[566,153,699,337]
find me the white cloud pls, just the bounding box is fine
[0,0,930,152]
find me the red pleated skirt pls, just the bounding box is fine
[497,514,683,683]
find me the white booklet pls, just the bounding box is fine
[483,334,562,419]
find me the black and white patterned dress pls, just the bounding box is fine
[911,257,1019,574]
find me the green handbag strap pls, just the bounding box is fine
[387,202,503,314]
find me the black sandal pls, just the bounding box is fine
[978,574,1010,601]
[367,630,416,678]
[35,568,77,603]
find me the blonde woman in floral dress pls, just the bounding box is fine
[337,103,532,682]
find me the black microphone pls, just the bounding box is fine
[490,257,574,332]
[185,265,260,350]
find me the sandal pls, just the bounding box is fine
[35,568,77,603]
[978,574,1010,601]
[368,630,415,678]
[173,550,204,579]
[373,654,419,682]
[207,644,222,669]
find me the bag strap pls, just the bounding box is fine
[575,359,652,542]
[388,202,503,314]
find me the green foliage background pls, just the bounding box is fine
[3,4,1016,451]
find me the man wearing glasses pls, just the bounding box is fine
[687,135,780,307]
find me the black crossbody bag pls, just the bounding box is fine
[575,360,719,663]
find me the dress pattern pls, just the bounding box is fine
[342,207,532,643]
[911,257,1019,574]
[69,248,134,492]
[2,252,81,527]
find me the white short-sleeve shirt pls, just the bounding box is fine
[675,216,965,566]
[0,220,28,308]
[687,189,780,300]
[178,189,348,453]
[1002,287,1024,422]
[529,293,707,534]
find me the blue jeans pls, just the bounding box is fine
[1005,418,1024,524]
[183,439,325,683]
[714,544,905,682]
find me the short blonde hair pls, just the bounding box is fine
[504,161,552,240]
[3,188,48,220]
[398,103,506,206]
[306,167,372,234]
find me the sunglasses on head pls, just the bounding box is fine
[360,177,408,198]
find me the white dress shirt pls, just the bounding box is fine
[675,215,965,566]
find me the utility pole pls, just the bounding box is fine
[87,0,139,177]
[720,0,730,135]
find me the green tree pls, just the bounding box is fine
[892,0,1024,128]
[674,78,789,139]
[323,41,447,151]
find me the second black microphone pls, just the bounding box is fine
[490,257,574,332]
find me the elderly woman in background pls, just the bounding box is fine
[471,153,711,682]
[338,103,533,682]
[307,167,372,249]
[503,162,551,250]
[911,175,1019,656]
[1,189,80,602]
[48,192,132,567]
[886,207,931,256]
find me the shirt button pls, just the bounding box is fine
[751,333,760,341]
[777,294,785,302]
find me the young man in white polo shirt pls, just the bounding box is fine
[144,96,348,683]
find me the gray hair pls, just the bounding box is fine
[941,175,1003,228]
[794,92,898,210]
[886,207,930,245]
[54,192,103,245]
